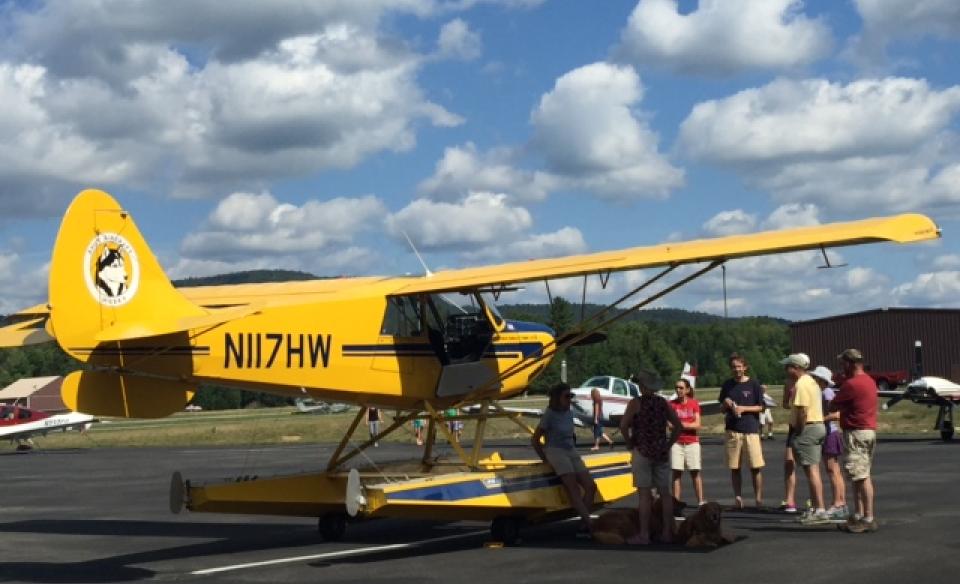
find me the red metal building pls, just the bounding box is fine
[790,308,960,381]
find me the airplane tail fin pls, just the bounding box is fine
[48,189,208,360]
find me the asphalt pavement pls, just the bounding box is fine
[1,435,959,583]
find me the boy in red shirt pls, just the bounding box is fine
[830,349,879,533]
[670,378,705,506]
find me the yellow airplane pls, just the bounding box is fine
[0,189,940,542]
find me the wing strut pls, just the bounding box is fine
[458,260,723,405]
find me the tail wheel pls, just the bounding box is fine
[318,512,348,541]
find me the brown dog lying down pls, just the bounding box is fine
[592,501,735,547]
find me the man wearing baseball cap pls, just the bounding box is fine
[831,349,879,533]
[781,353,828,525]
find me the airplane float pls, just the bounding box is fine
[0,189,940,542]
[0,404,95,451]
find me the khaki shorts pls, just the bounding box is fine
[792,423,826,466]
[725,431,765,470]
[670,442,702,471]
[632,452,671,490]
[843,429,876,481]
[544,447,588,476]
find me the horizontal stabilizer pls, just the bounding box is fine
[0,304,54,347]
[61,370,195,418]
[93,304,260,342]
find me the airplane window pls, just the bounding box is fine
[0,406,12,420]
[380,296,422,336]
[584,376,610,390]
[479,292,504,327]
[613,379,628,396]
[18,408,32,420]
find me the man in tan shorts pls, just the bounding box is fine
[718,353,767,509]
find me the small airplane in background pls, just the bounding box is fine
[294,397,350,415]
[0,404,95,451]
[570,369,722,429]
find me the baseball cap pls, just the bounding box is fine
[780,353,810,369]
[810,366,834,385]
[837,348,864,363]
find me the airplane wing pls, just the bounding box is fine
[0,414,96,443]
[388,214,938,295]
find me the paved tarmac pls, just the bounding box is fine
[1,435,959,583]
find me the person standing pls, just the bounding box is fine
[759,385,776,439]
[620,371,682,545]
[718,353,766,509]
[831,349,879,533]
[669,378,705,506]
[532,383,597,538]
[811,365,848,520]
[367,406,382,447]
[412,416,425,446]
[781,379,798,513]
[782,354,828,525]
[590,388,614,450]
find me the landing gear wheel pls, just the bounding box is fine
[318,512,348,541]
[490,516,523,545]
[940,422,954,442]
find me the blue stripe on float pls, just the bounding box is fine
[386,463,631,502]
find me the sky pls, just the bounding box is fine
[1,0,959,320]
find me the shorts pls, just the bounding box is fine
[412,418,424,430]
[843,429,876,481]
[544,447,588,476]
[593,423,604,439]
[792,423,826,466]
[759,409,774,425]
[670,442,702,471]
[725,431,765,470]
[632,452,670,490]
[822,431,843,457]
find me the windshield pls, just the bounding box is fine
[582,376,610,389]
[479,292,505,327]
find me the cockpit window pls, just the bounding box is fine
[380,296,423,336]
[18,408,32,420]
[583,376,611,390]
[479,292,504,327]
[0,406,12,420]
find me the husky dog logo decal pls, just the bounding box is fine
[83,233,140,306]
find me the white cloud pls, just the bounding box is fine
[932,254,960,270]
[614,0,831,75]
[702,210,757,236]
[762,203,820,229]
[0,2,464,212]
[696,297,748,316]
[462,226,587,263]
[679,78,960,213]
[417,143,552,202]
[386,191,532,249]
[181,192,387,262]
[893,270,960,306]
[530,62,683,200]
[849,0,960,67]
[0,252,49,314]
[436,19,482,60]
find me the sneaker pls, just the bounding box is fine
[827,506,849,521]
[799,510,831,526]
[779,501,798,514]
[796,508,814,522]
[841,518,878,533]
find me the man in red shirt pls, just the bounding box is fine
[830,349,878,533]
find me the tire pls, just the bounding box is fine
[490,516,522,545]
[318,512,347,541]
[941,423,954,442]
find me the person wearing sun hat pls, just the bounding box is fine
[780,353,829,525]
[810,365,848,520]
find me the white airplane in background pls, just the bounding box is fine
[570,371,722,429]
[0,404,96,451]
[883,376,960,441]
